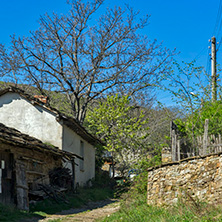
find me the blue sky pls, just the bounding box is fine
[0,0,220,105]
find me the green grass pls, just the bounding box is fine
[99,166,222,222]
[30,187,114,214]
[99,193,222,222]
[0,187,113,222]
[0,203,43,222]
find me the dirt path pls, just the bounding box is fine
[38,199,120,222]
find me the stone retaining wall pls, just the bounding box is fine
[147,152,222,205]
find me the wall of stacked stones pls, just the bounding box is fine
[147,153,222,205]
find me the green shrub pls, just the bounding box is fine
[91,169,115,189]
[0,203,41,222]
[101,196,222,222]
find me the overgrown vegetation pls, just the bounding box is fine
[0,171,114,221]
[30,187,113,214]
[30,170,114,214]
[0,187,113,221]
[86,94,150,175]
[0,203,42,222]
[99,155,222,222]
[159,60,222,153]
[100,195,222,222]
[94,61,222,221]
[175,100,222,137]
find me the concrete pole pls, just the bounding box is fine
[211,36,217,102]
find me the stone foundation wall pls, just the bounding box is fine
[147,152,222,205]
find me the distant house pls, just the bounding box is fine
[0,122,78,210]
[0,87,102,189]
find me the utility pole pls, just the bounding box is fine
[211,36,217,102]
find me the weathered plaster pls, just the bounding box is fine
[63,125,95,186]
[0,92,95,186]
[0,92,63,148]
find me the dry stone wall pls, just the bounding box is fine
[147,152,222,205]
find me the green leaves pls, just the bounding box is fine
[189,101,222,136]
[160,60,208,114]
[86,94,149,152]
[86,95,149,174]
[175,100,222,145]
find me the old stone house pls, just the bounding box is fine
[0,122,79,210]
[0,87,102,189]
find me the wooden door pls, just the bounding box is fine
[0,152,14,205]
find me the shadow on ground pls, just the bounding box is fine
[57,199,117,216]
[18,214,45,222]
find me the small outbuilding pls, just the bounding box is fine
[0,86,102,188]
[0,122,79,211]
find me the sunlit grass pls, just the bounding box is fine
[100,193,222,222]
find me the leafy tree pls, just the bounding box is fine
[0,0,173,123]
[160,61,222,155]
[176,100,222,137]
[86,94,149,175]
[159,61,211,151]
[160,60,208,113]
[145,105,180,148]
[160,60,222,121]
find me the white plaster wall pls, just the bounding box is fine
[0,92,63,148]
[63,125,95,186]
[0,92,95,186]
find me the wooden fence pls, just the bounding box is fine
[171,119,222,161]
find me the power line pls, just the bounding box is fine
[217,36,222,51]
[214,0,222,55]
[216,17,222,38]
[193,46,207,62]
[206,46,211,78]
[213,0,222,36]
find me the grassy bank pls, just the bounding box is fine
[0,187,114,222]
[30,187,113,214]
[100,192,222,222]
[100,169,222,222]
[0,203,41,222]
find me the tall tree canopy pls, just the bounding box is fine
[0,0,173,123]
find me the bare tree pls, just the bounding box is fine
[0,0,173,123]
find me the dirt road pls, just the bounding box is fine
[38,199,120,222]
